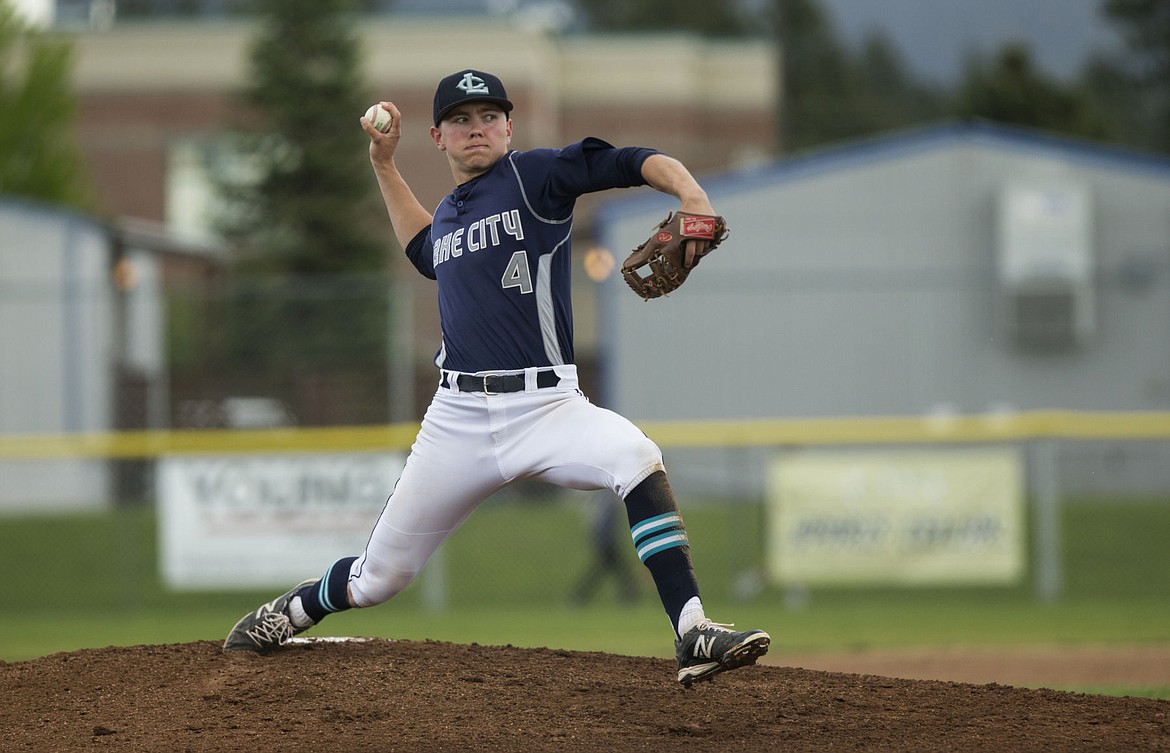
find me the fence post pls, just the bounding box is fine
[420,547,448,613]
[389,280,415,423]
[1031,439,1062,601]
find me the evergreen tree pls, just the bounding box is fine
[1102,0,1170,152]
[849,35,947,137]
[772,0,860,151]
[576,0,947,153]
[1080,53,1162,152]
[575,0,752,36]
[215,0,390,395]
[771,0,946,153]
[954,43,1112,140]
[0,0,93,210]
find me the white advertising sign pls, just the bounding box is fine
[767,448,1024,586]
[159,452,405,589]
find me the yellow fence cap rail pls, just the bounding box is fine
[3,411,1170,460]
[0,424,421,460]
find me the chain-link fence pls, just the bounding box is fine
[3,430,1170,614]
[4,272,1170,613]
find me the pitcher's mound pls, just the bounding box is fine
[2,638,1166,752]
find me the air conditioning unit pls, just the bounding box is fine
[996,183,1095,350]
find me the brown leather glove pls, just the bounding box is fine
[621,212,728,300]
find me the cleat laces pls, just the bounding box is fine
[244,610,294,648]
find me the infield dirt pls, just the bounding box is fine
[2,638,1167,752]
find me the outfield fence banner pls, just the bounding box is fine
[766,447,1025,586]
[158,452,404,589]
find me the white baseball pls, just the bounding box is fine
[365,103,392,132]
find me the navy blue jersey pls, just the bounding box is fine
[405,137,658,373]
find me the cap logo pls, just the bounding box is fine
[456,72,490,96]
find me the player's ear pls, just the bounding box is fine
[430,126,445,151]
[505,118,513,144]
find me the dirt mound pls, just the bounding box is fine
[772,645,1170,689]
[2,638,1167,752]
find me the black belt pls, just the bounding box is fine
[442,370,560,394]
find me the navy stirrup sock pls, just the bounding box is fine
[298,556,358,624]
[623,471,700,636]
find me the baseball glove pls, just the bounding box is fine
[621,212,728,300]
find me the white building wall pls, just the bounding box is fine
[600,126,1170,421]
[596,124,1170,495]
[0,201,114,510]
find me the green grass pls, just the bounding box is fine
[2,496,1169,698]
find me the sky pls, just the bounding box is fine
[818,0,1127,85]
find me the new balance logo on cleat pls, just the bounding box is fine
[693,634,716,659]
[675,620,770,687]
[223,579,317,654]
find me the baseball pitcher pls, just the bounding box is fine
[224,69,769,687]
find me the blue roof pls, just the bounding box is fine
[595,120,1170,227]
[0,195,108,235]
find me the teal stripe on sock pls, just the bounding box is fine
[318,578,336,613]
[630,512,680,542]
[636,531,689,563]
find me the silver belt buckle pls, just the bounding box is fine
[482,375,496,395]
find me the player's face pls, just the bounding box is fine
[432,102,512,182]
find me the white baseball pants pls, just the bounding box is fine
[347,364,665,607]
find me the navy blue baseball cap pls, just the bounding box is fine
[433,69,514,126]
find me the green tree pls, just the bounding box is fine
[1105,0,1170,81]
[224,0,386,277]
[1101,0,1170,152]
[772,0,946,153]
[1080,54,1162,152]
[214,0,391,414]
[772,0,859,150]
[0,0,92,209]
[576,0,947,153]
[575,0,752,36]
[954,43,1112,140]
[853,37,947,133]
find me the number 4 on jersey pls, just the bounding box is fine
[501,250,533,294]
